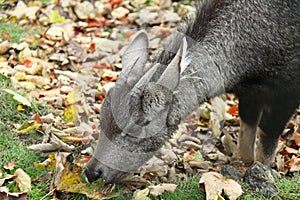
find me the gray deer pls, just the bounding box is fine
[85,0,300,183]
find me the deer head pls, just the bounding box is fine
[84,31,187,183]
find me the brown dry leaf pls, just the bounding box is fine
[0,186,28,200]
[199,172,243,200]
[4,159,16,170]
[293,131,300,147]
[285,155,300,172]
[14,168,31,192]
[282,146,299,155]
[148,183,177,197]
[60,136,90,144]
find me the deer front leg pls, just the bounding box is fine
[238,96,263,164]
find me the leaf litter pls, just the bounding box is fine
[0,0,299,199]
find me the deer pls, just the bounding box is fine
[84,0,300,183]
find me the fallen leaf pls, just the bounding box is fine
[0,175,14,187]
[34,113,43,125]
[285,155,300,172]
[0,41,11,54]
[148,183,177,197]
[0,187,28,200]
[49,10,66,23]
[199,172,243,200]
[4,159,16,171]
[111,7,130,19]
[14,168,31,192]
[293,131,300,147]
[133,188,150,200]
[281,146,299,155]
[64,105,80,122]
[57,162,111,199]
[2,89,31,107]
[57,163,89,193]
[38,88,60,98]
[227,104,239,117]
[210,97,227,137]
[28,134,75,152]
[34,154,56,170]
[109,0,123,7]
[60,136,90,144]
[17,120,41,134]
[23,58,33,68]
[66,88,82,105]
[74,1,95,20]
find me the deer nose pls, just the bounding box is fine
[84,168,103,183]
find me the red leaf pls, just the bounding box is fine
[90,42,96,52]
[109,0,122,7]
[227,105,239,117]
[23,58,33,68]
[88,19,107,28]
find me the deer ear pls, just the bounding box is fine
[157,37,187,91]
[130,63,160,95]
[118,30,149,87]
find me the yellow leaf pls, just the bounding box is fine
[34,154,56,170]
[49,10,66,23]
[17,104,25,111]
[18,121,41,134]
[64,105,79,122]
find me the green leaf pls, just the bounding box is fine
[194,151,203,160]
[2,89,31,107]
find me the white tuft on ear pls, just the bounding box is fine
[157,37,187,91]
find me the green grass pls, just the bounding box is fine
[0,22,42,43]
[156,176,204,200]
[0,74,50,199]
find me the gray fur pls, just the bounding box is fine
[85,0,300,183]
